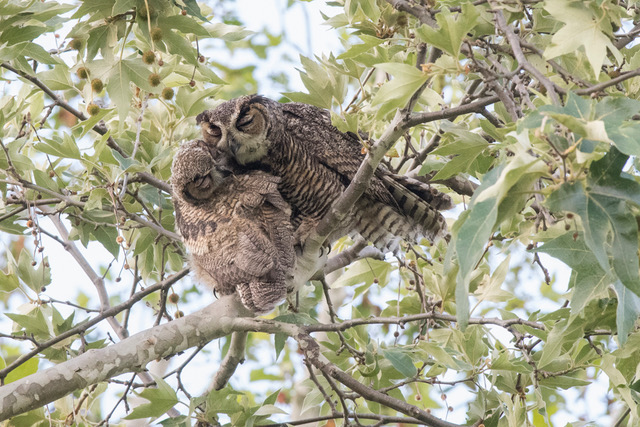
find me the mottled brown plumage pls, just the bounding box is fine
[171,139,295,313]
[196,95,452,251]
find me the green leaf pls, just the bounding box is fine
[543,1,622,78]
[415,3,479,58]
[429,124,489,180]
[124,375,178,419]
[5,309,50,337]
[331,259,393,288]
[0,41,58,64]
[182,0,208,21]
[205,387,244,417]
[37,134,81,160]
[612,280,640,346]
[3,356,39,385]
[370,63,429,118]
[546,148,640,298]
[381,347,418,377]
[490,352,533,373]
[536,232,609,313]
[0,270,20,292]
[453,149,545,328]
[16,249,50,292]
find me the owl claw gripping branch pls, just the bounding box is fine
[172,95,452,314]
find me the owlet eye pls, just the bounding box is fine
[207,125,222,137]
[237,112,254,128]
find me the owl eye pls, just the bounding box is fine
[207,125,222,137]
[236,112,254,129]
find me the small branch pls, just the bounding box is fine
[210,331,248,391]
[385,0,438,28]
[405,95,500,128]
[573,67,640,96]
[0,269,188,383]
[258,412,424,426]
[490,4,560,104]
[323,240,385,274]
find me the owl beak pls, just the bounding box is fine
[229,136,240,157]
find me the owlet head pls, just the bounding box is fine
[171,140,228,204]
[196,95,272,166]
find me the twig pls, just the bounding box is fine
[210,332,248,391]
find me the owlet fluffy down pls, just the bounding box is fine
[171,139,295,313]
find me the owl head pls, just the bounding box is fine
[196,95,280,165]
[171,139,233,204]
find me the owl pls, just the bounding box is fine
[171,139,295,313]
[196,95,452,251]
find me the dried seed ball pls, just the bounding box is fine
[157,59,164,66]
[87,103,100,116]
[48,170,55,178]
[168,293,180,303]
[91,78,104,93]
[150,27,163,42]
[31,261,37,266]
[161,87,174,100]
[181,9,187,15]
[148,73,161,87]
[175,310,184,318]
[142,50,155,64]
[189,79,196,87]
[77,67,89,79]
[116,236,124,244]
[198,55,205,63]
[26,219,34,228]
[137,5,155,20]
[69,38,82,50]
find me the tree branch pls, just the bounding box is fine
[210,331,248,391]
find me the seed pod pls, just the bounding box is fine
[91,78,104,93]
[150,27,163,42]
[77,67,89,79]
[142,50,156,64]
[87,103,100,116]
[148,73,161,87]
[161,87,174,100]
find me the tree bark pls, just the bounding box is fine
[0,295,249,421]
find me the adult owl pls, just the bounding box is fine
[196,95,452,251]
[171,139,295,313]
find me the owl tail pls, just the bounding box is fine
[236,281,287,314]
[356,173,452,251]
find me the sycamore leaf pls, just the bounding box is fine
[124,375,178,420]
[546,148,640,298]
[543,0,623,78]
[612,281,640,346]
[536,233,609,313]
[416,2,479,58]
[452,149,545,328]
[370,63,429,118]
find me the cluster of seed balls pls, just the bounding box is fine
[67,13,201,117]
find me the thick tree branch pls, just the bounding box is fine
[0,269,189,384]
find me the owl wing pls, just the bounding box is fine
[281,102,395,206]
[236,171,295,272]
[235,227,277,277]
